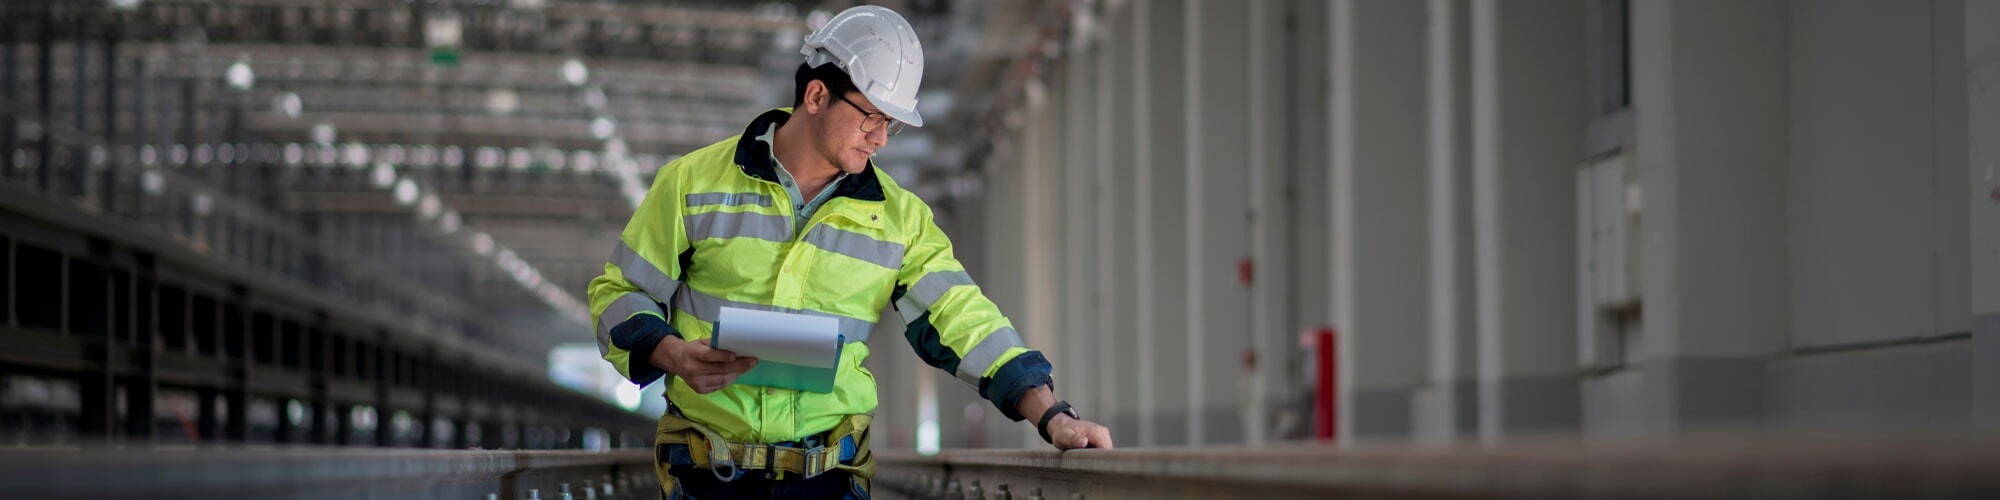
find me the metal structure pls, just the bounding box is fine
[875,434,2000,499]
[4,432,2000,498]
[0,0,823,450]
[1,447,654,499]
[0,0,811,360]
[1,178,654,448]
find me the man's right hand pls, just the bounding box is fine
[650,336,758,394]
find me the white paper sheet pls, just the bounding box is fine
[711,306,842,368]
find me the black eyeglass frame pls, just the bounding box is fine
[832,92,908,136]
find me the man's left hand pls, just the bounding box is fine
[1045,415,1114,450]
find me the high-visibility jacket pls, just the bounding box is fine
[586,108,1054,444]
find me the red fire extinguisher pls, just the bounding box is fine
[1305,327,1337,442]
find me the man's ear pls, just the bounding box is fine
[802,80,828,115]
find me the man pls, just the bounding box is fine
[585,5,1114,498]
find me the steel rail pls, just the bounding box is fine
[876,432,2000,499]
[0,447,655,499]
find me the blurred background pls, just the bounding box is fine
[0,0,1997,497]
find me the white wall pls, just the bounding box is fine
[902,0,1993,451]
[1968,0,2000,317]
[1102,4,1143,441]
[1184,0,1255,445]
[1415,0,1480,443]
[1329,0,1430,440]
[1788,0,1969,349]
[1138,0,1192,447]
[1470,0,1584,439]
[1972,0,2000,424]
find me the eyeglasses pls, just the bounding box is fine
[833,92,907,136]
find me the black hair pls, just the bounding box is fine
[792,63,857,108]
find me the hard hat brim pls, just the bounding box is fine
[884,106,924,129]
[861,89,924,128]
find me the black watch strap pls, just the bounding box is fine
[1036,401,1078,444]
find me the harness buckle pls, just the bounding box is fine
[801,446,829,478]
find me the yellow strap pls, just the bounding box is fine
[657,412,873,480]
[690,419,739,480]
[826,414,875,478]
[720,443,837,478]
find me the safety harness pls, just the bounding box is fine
[654,409,875,484]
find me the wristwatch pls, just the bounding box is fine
[1036,401,1080,444]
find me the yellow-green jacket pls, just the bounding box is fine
[586,109,1054,443]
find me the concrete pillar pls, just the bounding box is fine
[865,334,905,449]
[1184,0,1254,446]
[1974,0,2000,424]
[1021,69,1064,447]
[1469,0,1583,441]
[862,320,908,450]
[1060,43,1100,419]
[967,89,1015,451]
[1242,0,1291,446]
[1762,0,1971,430]
[1787,0,1965,355]
[1281,0,1336,443]
[1329,0,1430,442]
[1101,5,1142,440]
[1092,12,1118,442]
[1976,1,2000,318]
[932,161,978,449]
[1137,0,1189,447]
[1084,38,1109,422]
[972,115,1039,447]
[1581,0,1787,437]
[1932,0,1972,349]
[1414,0,1479,443]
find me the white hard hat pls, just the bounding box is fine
[800,5,924,127]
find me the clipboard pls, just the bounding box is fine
[710,306,844,393]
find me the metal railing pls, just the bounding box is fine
[1,177,656,449]
[0,447,655,499]
[875,432,2000,499]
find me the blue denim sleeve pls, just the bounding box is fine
[978,351,1055,421]
[609,313,681,386]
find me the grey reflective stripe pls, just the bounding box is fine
[894,295,927,326]
[671,283,874,343]
[684,211,790,243]
[685,192,774,208]
[954,327,1025,387]
[803,225,905,269]
[597,292,664,354]
[908,271,976,312]
[613,241,679,300]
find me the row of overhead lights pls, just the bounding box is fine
[109,140,670,176]
[125,144,590,325]
[563,58,652,209]
[359,154,591,325]
[214,51,593,326]
[240,51,656,210]
[228,48,677,176]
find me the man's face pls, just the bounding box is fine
[815,88,892,175]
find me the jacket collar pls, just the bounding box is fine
[733,108,886,202]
